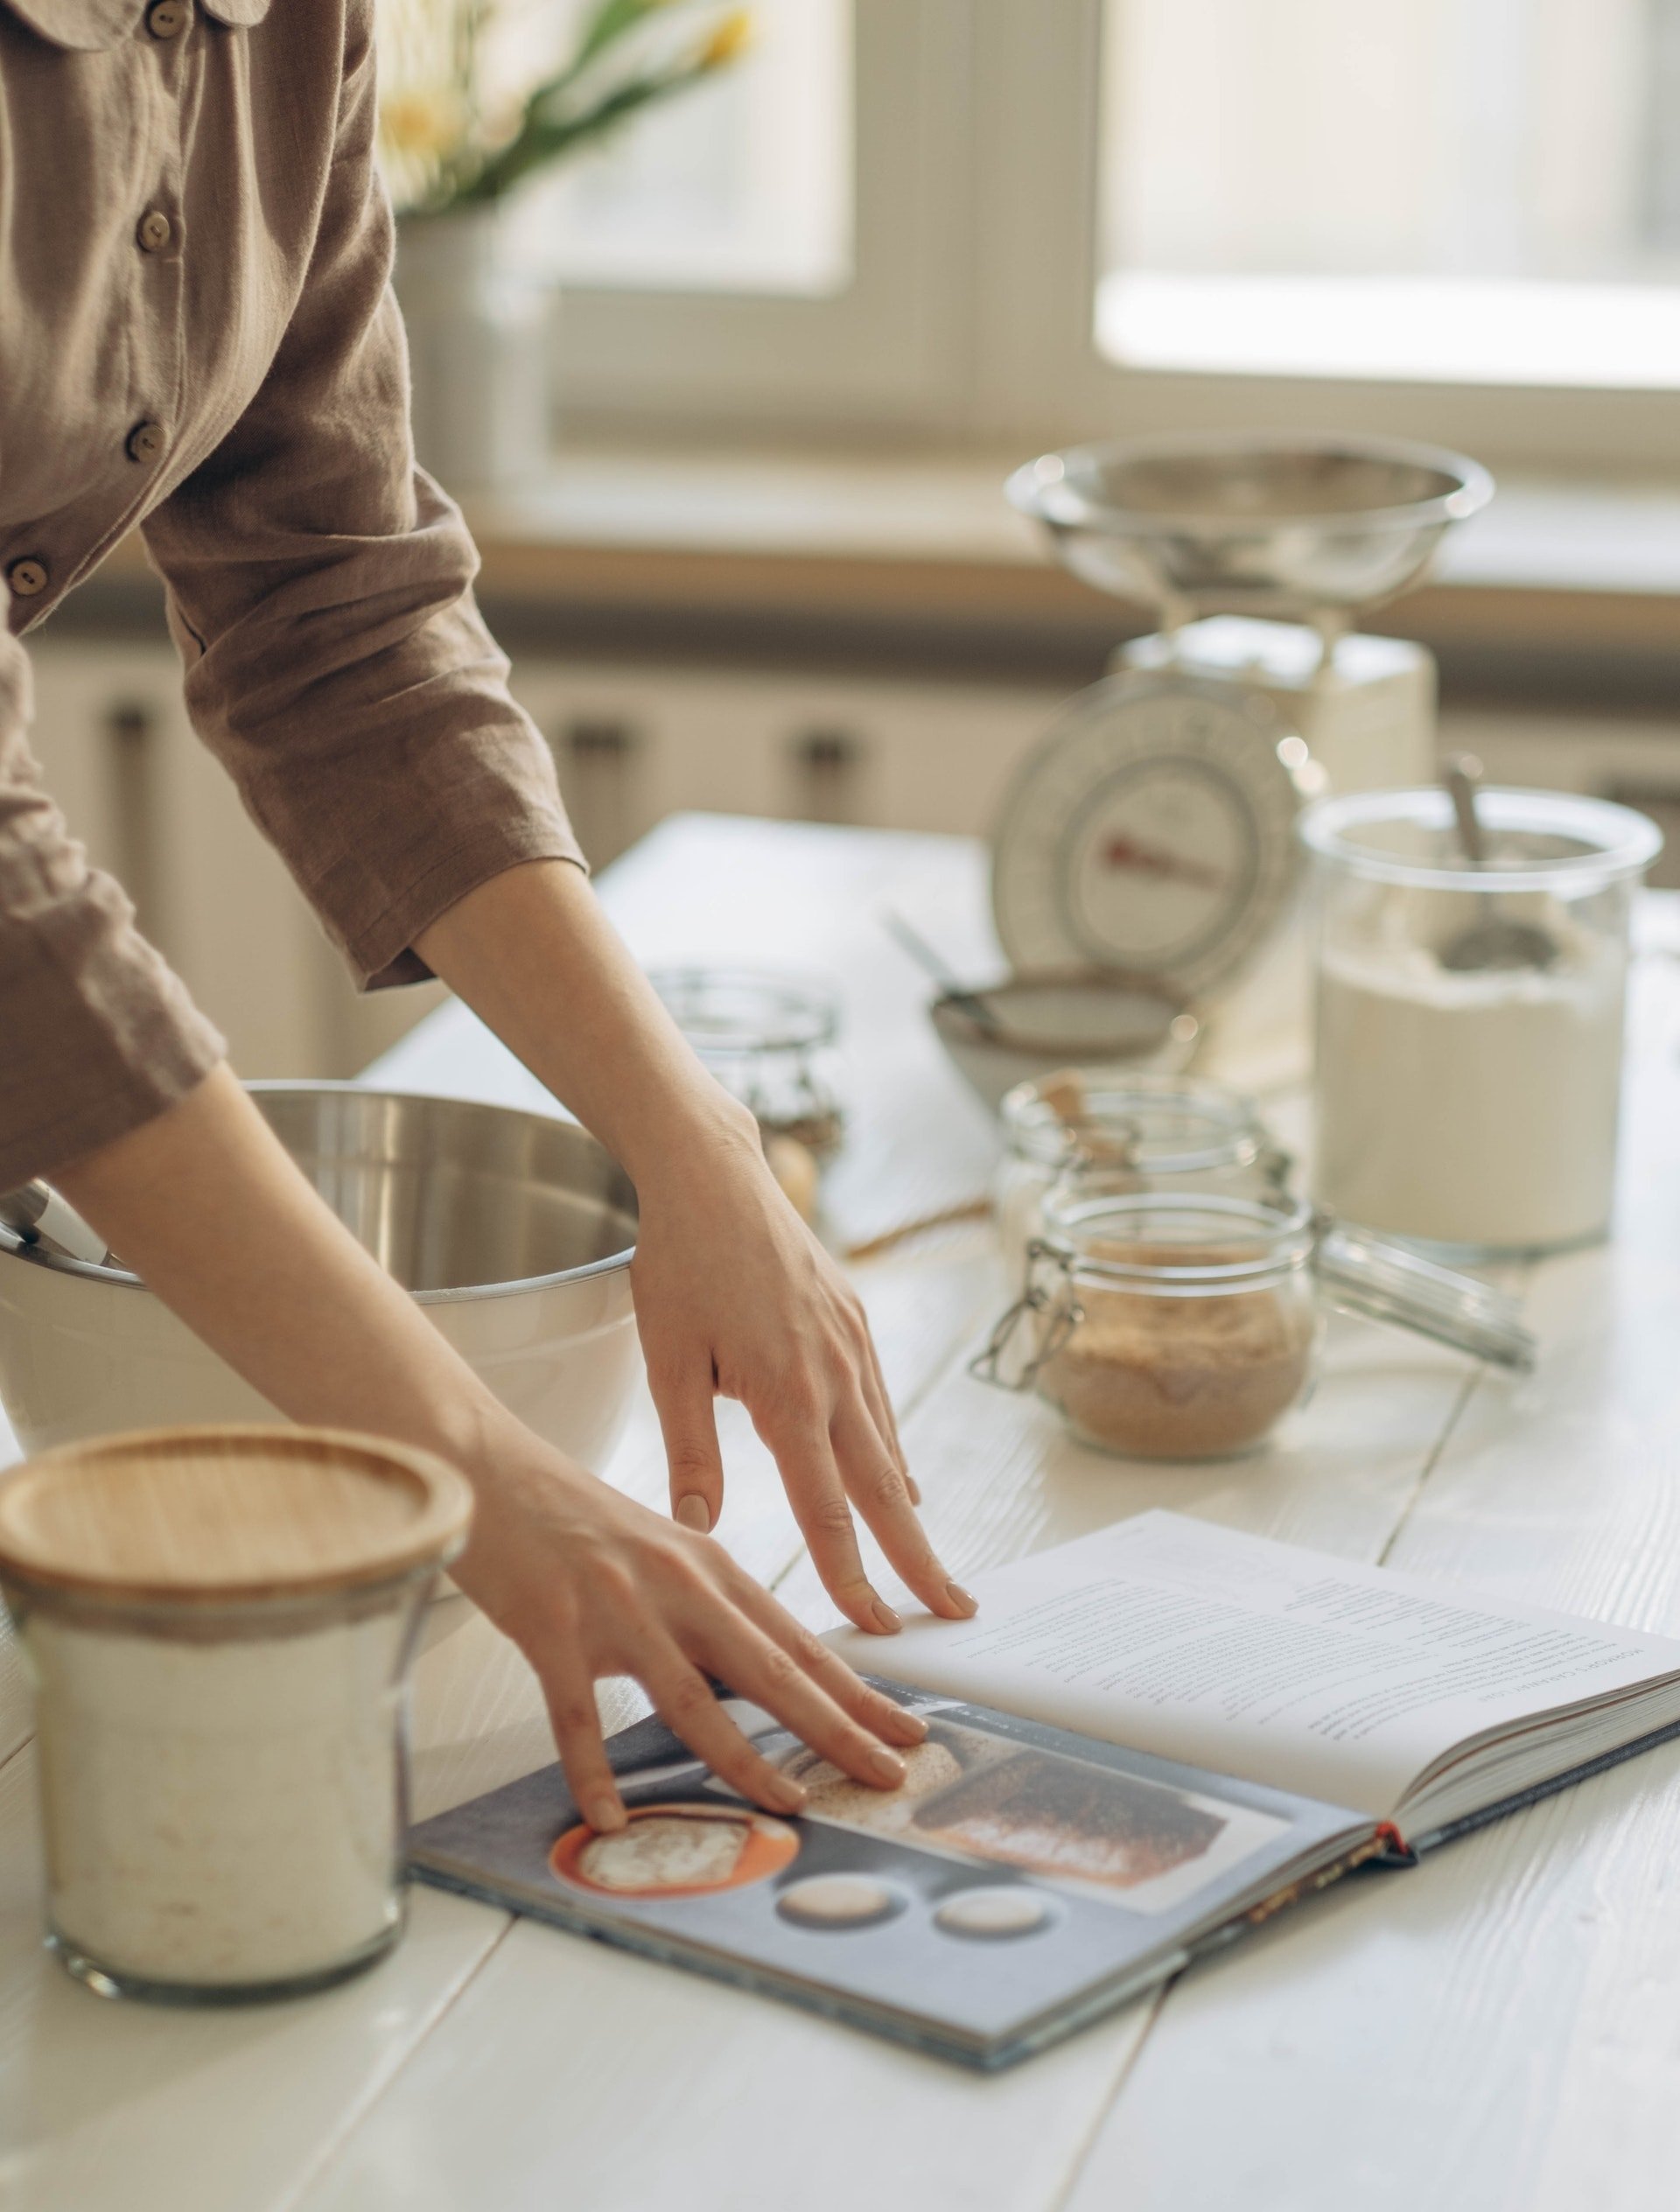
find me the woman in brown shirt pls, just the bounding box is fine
[0,0,971,1822]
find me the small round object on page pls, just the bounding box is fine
[934,1886,1056,1940]
[775,1874,906,1929]
[991,671,1311,1000]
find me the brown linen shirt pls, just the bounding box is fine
[0,0,584,1190]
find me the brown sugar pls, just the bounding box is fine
[1041,1244,1315,1460]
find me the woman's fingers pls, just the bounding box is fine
[831,1394,975,1621]
[752,1393,901,1635]
[725,1569,930,1749]
[855,1326,920,1506]
[694,1616,915,1795]
[649,1349,725,1536]
[635,1634,811,1814]
[536,1631,628,1835]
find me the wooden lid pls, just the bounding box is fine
[0,1425,473,1603]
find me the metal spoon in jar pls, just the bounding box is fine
[1438,756,1558,973]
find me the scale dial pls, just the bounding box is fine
[992,672,1309,999]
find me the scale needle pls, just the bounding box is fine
[1102,833,1226,891]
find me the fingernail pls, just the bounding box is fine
[585,1796,626,1833]
[884,1706,928,1744]
[945,1581,977,1615]
[905,1474,922,1505]
[766,1776,807,1813]
[866,1745,906,1787]
[675,1494,712,1534]
[869,1597,902,1634]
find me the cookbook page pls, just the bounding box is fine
[830,1512,1680,1819]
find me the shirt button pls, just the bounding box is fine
[146,0,189,34]
[136,209,173,255]
[7,558,49,599]
[126,420,166,465]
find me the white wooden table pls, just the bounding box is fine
[5,813,1680,2212]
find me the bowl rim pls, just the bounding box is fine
[929,967,1200,1059]
[0,1083,638,1301]
[1006,430,1495,539]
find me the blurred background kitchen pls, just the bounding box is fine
[32,0,1680,1078]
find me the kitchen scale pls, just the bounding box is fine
[998,432,1493,1005]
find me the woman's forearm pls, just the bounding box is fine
[413,858,757,1189]
[52,1063,508,1471]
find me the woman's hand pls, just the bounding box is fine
[454,1424,931,1830]
[57,1068,935,1829]
[416,861,977,1634]
[631,1109,975,1636]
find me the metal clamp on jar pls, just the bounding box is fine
[973,1180,1535,1462]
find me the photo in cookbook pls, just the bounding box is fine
[409,1684,1360,2068]
[739,1714,1291,1916]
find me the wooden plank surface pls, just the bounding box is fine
[4,816,1677,2212]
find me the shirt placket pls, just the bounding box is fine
[6,4,195,624]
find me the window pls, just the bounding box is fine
[522,1,1680,467]
[1097,0,1680,389]
[506,0,851,296]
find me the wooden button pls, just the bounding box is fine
[6,558,48,600]
[126,421,165,465]
[145,0,189,35]
[136,210,173,255]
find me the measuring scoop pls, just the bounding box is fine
[1438,757,1559,973]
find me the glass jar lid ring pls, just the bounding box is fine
[1300,786,1662,892]
[1039,1188,1318,1287]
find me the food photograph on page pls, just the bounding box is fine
[410,1676,1346,2071]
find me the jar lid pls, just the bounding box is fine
[1313,1225,1536,1372]
[1002,1068,1270,1176]
[0,1425,473,1604]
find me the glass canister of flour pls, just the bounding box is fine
[0,1425,472,2004]
[972,1180,1535,1460]
[1302,787,1662,1258]
[996,1068,1291,1281]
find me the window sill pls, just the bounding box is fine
[95,446,1680,702]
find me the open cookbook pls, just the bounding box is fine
[410,1511,1680,2068]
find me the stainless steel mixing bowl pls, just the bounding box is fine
[0,1086,643,1466]
[1006,430,1494,624]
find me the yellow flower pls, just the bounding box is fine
[697,8,752,69]
[381,88,467,160]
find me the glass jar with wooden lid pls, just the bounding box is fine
[0,1424,472,2004]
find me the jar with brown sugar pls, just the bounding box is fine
[973,1179,1536,1461]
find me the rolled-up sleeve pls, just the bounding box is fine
[140,2,583,992]
[0,617,225,1189]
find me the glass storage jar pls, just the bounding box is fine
[648,967,845,1157]
[996,1068,1291,1280]
[1301,786,1662,1259]
[973,1179,1536,1461]
[0,1425,471,2005]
